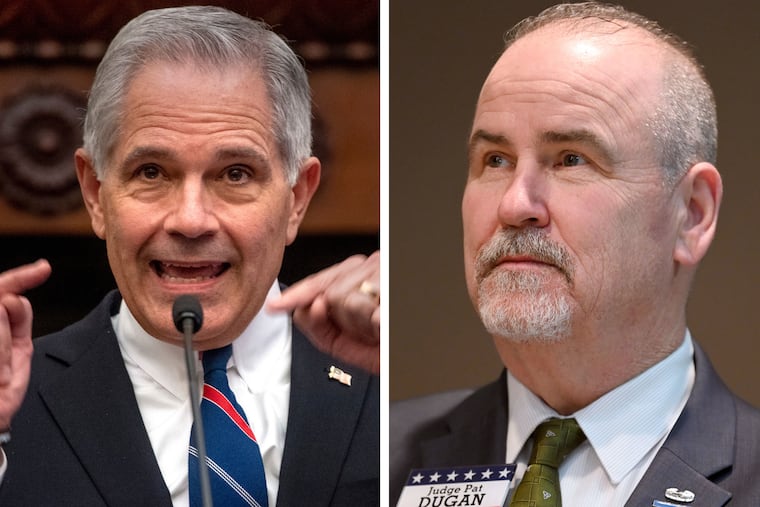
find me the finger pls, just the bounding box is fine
[0,295,33,429]
[294,303,379,374]
[267,268,340,313]
[329,290,380,343]
[0,293,32,385]
[0,259,52,295]
[292,294,380,374]
[3,294,34,342]
[267,254,368,312]
[321,251,380,307]
[0,303,11,385]
[323,265,378,305]
[317,252,379,342]
[291,295,335,348]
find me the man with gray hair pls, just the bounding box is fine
[0,6,378,506]
[391,3,760,506]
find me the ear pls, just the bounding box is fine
[74,148,107,239]
[673,162,722,266]
[286,156,321,245]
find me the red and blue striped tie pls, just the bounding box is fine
[189,345,268,507]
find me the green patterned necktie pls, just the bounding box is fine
[509,418,586,507]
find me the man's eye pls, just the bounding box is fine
[223,166,251,183]
[560,153,588,167]
[486,154,510,168]
[138,164,161,179]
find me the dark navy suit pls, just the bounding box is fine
[1,291,379,506]
[391,344,760,506]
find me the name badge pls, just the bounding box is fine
[397,464,516,507]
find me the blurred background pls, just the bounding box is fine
[0,0,379,337]
[390,0,760,407]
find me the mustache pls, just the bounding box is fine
[475,229,573,283]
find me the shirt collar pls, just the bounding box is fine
[113,281,291,401]
[506,331,695,483]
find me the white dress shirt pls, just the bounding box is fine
[505,331,695,506]
[114,281,291,507]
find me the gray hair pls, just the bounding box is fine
[82,5,312,184]
[504,2,717,187]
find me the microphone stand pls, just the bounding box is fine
[183,318,213,507]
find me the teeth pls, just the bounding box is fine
[162,274,216,283]
[152,261,228,281]
[164,263,209,269]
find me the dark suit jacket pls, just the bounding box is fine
[390,344,760,506]
[1,291,379,506]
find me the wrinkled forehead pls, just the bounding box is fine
[470,22,672,167]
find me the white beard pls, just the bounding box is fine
[477,269,572,343]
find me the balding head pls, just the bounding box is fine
[495,2,716,186]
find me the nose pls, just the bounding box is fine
[497,164,549,229]
[164,179,220,238]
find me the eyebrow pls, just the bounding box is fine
[540,129,614,163]
[468,129,512,159]
[120,145,272,169]
[213,146,271,169]
[468,128,614,164]
[119,146,175,171]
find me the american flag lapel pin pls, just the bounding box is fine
[328,365,352,386]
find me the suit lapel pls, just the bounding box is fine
[625,345,733,507]
[38,292,172,507]
[404,345,739,506]
[420,372,508,468]
[276,326,374,507]
[625,449,730,506]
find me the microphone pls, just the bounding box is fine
[173,295,213,507]
[173,294,203,334]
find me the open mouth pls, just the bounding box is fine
[150,261,230,283]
